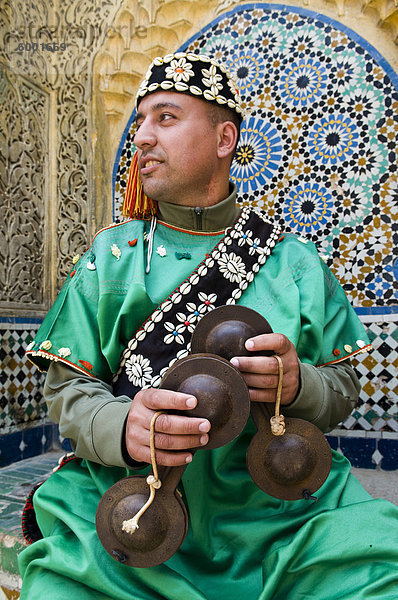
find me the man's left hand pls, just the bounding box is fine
[230,333,300,405]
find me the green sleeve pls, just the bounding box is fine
[44,362,134,468]
[283,359,360,432]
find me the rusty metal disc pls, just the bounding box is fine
[246,414,332,501]
[96,473,188,568]
[191,305,273,359]
[160,353,250,450]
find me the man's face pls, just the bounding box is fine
[134,91,220,206]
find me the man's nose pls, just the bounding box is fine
[134,118,156,149]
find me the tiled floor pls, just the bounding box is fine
[0,452,397,598]
[0,452,63,598]
[0,452,62,538]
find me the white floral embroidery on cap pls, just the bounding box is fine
[202,64,223,97]
[136,52,245,118]
[165,57,194,83]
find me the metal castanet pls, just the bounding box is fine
[96,466,188,568]
[191,305,332,501]
[247,403,332,501]
[191,304,273,359]
[96,352,250,567]
[160,353,250,450]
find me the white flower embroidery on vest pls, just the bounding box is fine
[164,322,186,345]
[197,292,217,312]
[218,252,246,283]
[125,354,153,387]
[186,301,207,322]
[237,230,253,246]
[40,340,52,351]
[112,209,281,386]
[248,237,261,255]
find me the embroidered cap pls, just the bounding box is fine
[123,52,243,220]
[136,52,244,121]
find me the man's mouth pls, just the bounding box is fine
[140,159,162,174]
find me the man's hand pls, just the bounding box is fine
[230,333,300,405]
[125,388,211,467]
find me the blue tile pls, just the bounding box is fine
[339,437,376,469]
[326,435,338,450]
[22,426,44,460]
[42,424,54,453]
[0,431,23,467]
[379,439,398,471]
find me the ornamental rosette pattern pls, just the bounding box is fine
[125,354,153,387]
[218,252,246,283]
[165,57,195,82]
[308,115,359,166]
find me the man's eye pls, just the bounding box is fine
[160,113,174,122]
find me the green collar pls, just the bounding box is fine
[157,184,240,232]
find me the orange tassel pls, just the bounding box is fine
[122,151,158,219]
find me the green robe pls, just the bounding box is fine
[19,210,398,599]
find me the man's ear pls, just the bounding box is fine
[217,121,238,160]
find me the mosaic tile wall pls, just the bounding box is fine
[1,4,397,468]
[114,4,398,439]
[0,324,46,431]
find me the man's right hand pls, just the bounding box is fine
[125,388,211,466]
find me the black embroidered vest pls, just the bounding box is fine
[113,208,281,398]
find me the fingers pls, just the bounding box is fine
[231,333,300,405]
[231,355,280,376]
[245,332,291,355]
[154,411,211,435]
[137,388,198,412]
[126,388,211,467]
[134,427,209,453]
[135,448,196,468]
[239,367,298,404]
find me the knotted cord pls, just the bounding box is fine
[122,411,163,534]
[270,355,286,436]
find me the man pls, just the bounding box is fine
[19,52,398,599]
